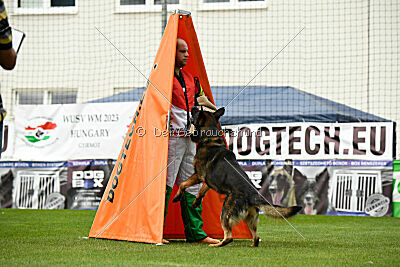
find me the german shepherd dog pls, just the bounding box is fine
[259,160,297,207]
[172,107,301,247]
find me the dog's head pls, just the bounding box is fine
[267,167,292,206]
[293,168,330,215]
[301,180,317,214]
[260,160,294,206]
[190,106,225,143]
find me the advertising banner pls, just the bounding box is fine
[0,160,112,210]
[393,160,400,217]
[66,159,112,210]
[0,161,68,209]
[240,159,392,217]
[0,158,392,217]
[223,122,393,160]
[12,102,138,161]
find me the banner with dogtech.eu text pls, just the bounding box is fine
[12,102,138,161]
[223,122,394,160]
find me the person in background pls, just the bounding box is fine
[0,0,17,70]
[0,0,17,159]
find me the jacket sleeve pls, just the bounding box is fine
[0,0,12,50]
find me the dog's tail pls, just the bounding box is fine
[259,205,302,219]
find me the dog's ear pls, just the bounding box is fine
[264,159,274,175]
[260,159,274,186]
[283,159,293,175]
[191,106,200,118]
[293,168,307,201]
[200,106,204,114]
[315,168,330,190]
[315,168,328,182]
[213,107,225,121]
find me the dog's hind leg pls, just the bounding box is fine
[209,220,233,247]
[244,207,260,247]
[210,196,241,247]
[192,183,210,208]
[172,173,201,203]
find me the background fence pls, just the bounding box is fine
[2,0,399,158]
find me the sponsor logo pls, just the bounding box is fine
[365,193,390,217]
[23,117,59,147]
[72,170,104,189]
[44,192,65,209]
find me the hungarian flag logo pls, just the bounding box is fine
[24,122,57,143]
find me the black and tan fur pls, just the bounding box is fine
[172,107,301,247]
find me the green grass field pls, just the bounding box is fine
[1,209,399,266]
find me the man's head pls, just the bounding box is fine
[175,38,189,70]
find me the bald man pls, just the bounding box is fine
[163,39,219,244]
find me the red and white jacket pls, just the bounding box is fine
[170,69,201,130]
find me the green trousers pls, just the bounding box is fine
[165,186,208,242]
